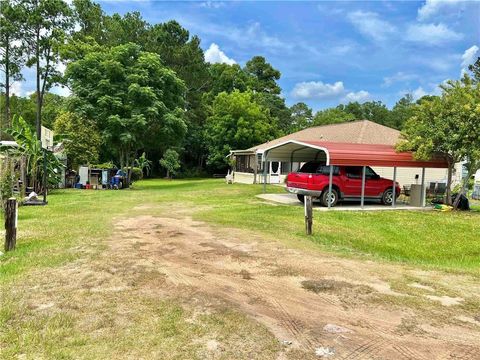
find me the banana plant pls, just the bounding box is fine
[134,152,152,177]
[3,115,63,193]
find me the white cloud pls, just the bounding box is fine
[291,81,345,100]
[204,43,236,65]
[383,72,418,87]
[10,82,23,96]
[199,1,225,9]
[342,90,370,103]
[347,11,396,42]
[411,86,427,100]
[417,0,464,21]
[461,45,479,69]
[406,23,463,45]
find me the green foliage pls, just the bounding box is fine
[127,166,143,181]
[22,0,74,135]
[398,75,480,205]
[67,42,187,171]
[159,149,181,178]
[134,152,152,177]
[6,116,63,191]
[0,158,15,208]
[91,161,115,169]
[205,90,277,169]
[468,56,480,82]
[53,111,100,169]
[0,0,26,132]
[288,102,313,132]
[244,56,281,94]
[313,108,356,126]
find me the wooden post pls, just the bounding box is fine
[304,195,313,235]
[4,197,17,252]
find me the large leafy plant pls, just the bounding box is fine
[4,115,63,192]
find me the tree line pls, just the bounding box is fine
[1,0,479,180]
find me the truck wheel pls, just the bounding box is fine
[381,188,394,205]
[321,189,338,207]
[297,194,305,203]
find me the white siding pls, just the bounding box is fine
[372,167,449,187]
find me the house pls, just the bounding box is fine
[229,120,464,187]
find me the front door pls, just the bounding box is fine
[270,161,281,184]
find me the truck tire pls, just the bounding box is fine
[381,188,394,205]
[297,194,305,203]
[321,189,338,207]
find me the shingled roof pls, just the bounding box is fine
[244,120,401,152]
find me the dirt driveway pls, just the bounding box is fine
[102,208,480,359]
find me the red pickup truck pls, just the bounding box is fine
[286,161,400,207]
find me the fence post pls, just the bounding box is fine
[4,197,17,252]
[304,195,313,235]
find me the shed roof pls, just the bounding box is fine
[264,140,449,168]
[244,120,400,152]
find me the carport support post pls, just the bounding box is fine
[361,166,366,209]
[421,167,426,207]
[328,165,333,209]
[262,151,268,193]
[392,167,397,208]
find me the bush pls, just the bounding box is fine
[91,162,116,170]
[177,167,209,179]
[128,167,143,182]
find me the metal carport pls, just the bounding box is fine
[261,140,449,209]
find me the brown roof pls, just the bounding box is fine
[245,120,400,152]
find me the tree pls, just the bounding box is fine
[313,108,355,126]
[159,149,180,178]
[397,75,480,207]
[22,0,74,139]
[244,56,281,94]
[0,0,25,135]
[205,90,278,169]
[253,93,291,135]
[145,21,210,168]
[66,43,187,182]
[53,111,100,169]
[289,102,313,132]
[388,94,414,129]
[205,63,249,102]
[468,57,480,82]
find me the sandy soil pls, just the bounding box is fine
[100,211,480,360]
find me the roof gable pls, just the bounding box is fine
[247,120,400,152]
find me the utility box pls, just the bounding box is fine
[410,184,425,207]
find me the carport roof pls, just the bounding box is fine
[263,140,449,168]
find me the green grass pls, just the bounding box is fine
[1,178,479,281]
[1,178,479,358]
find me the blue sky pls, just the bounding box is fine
[16,0,480,111]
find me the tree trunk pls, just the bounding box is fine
[445,158,453,205]
[3,39,10,139]
[35,28,41,140]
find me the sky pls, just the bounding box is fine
[14,0,480,111]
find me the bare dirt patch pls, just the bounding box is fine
[8,208,479,359]
[101,212,480,359]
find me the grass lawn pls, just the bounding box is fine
[1,178,479,359]
[1,178,480,282]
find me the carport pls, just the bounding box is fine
[261,140,449,209]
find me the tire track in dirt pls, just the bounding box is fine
[249,279,317,352]
[112,214,480,360]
